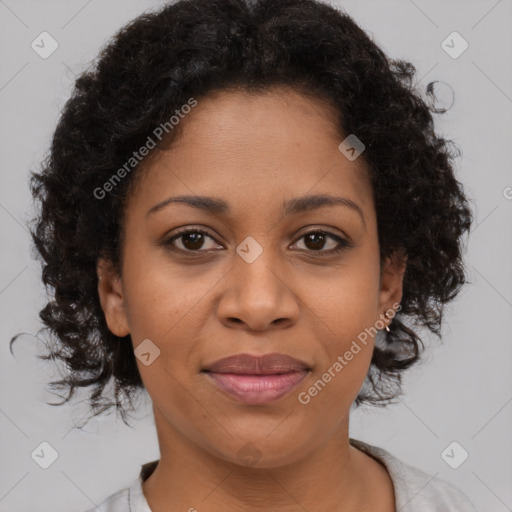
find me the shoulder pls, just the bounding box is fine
[80,476,146,512]
[80,486,129,512]
[350,438,479,512]
[79,460,156,512]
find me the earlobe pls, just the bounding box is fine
[96,258,130,337]
[378,250,407,322]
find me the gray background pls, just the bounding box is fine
[1,0,511,511]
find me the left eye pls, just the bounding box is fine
[291,230,349,254]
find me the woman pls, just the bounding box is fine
[17,0,478,509]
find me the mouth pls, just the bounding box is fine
[202,353,311,405]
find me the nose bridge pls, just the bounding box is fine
[233,235,284,303]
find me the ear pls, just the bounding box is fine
[377,249,407,326]
[96,258,130,337]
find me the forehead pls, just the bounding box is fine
[126,87,374,222]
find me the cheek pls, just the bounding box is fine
[297,286,377,421]
[121,249,220,343]
[120,256,221,397]
[304,254,381,349]
[299,254,380,401]
[306,295,376,407]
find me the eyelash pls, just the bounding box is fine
[163,227,351,256]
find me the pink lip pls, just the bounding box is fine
[203,353,310,404]
[206,371,308,404]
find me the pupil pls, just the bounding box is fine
[183,232,204,250]
[305,233,325,250]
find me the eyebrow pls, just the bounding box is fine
[146,193,365,227]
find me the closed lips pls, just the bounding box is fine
[203,353,310,405]
[203,353,311,375]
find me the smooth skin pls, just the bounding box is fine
[97,87,406,511]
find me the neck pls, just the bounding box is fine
[141,406,392,512]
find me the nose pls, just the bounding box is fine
[217,249,300,333]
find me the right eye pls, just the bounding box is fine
[163,228,224,253]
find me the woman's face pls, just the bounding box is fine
[98,87,405,468]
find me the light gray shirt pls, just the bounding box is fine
[82,439,478,511]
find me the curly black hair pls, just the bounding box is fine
[11,0,473,426]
